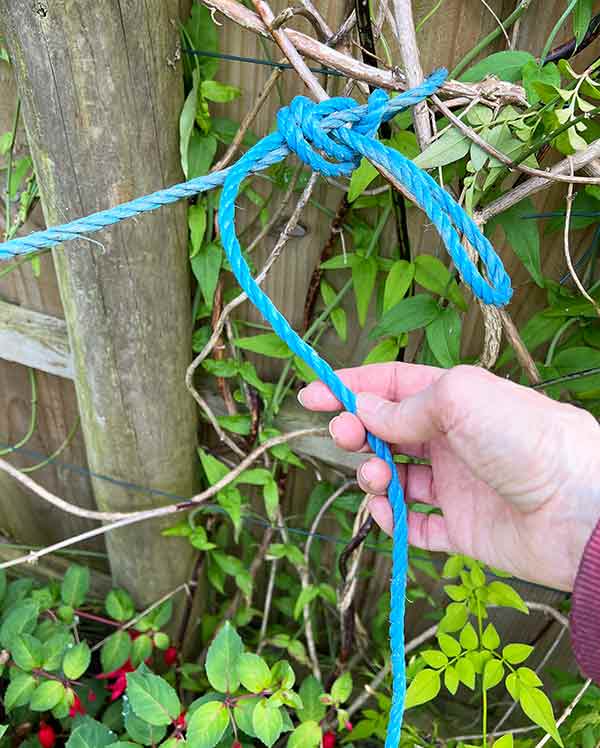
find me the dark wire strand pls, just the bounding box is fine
[183,47,343,77]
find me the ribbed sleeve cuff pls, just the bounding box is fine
[571,518,600,684]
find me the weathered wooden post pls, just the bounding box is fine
[0,1,198,607]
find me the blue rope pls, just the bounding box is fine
[0,68,512,746]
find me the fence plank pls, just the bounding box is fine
[0,300,73,378]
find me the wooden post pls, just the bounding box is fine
[0,2,198,608]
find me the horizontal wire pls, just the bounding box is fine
[183,47,344,77]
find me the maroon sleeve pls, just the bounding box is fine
[571,518,600,684]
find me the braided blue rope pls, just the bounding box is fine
[0,68,512,746]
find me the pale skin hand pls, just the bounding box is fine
[298,362,600,592]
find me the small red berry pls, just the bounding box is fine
[38,722,56,748]
[232,742,242,748]
[164,646,178,666]
[345,722,353,731]
[322,731,336,748]
[87,690,97,702]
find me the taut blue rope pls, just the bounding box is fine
[0,68,512,746]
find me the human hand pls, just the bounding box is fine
[298,363,600,591]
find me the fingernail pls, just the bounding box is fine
[359,461,377,485]
[297,387,307,407]
[328,416,340,440]
[356,392,383,416]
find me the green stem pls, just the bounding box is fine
[22,415,80,474]
[4,98,21,241]
[540,0,580,64]
[0,368,37,457]
[545,318,579,366]
[476,598,487,748]
[450,0,537,78]
[416,0,447,33]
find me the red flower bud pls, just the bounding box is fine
[174,712,186,729]
[322,731,336,748]
[87,690,97,702]
[232,742,242,748]
[69,694,86,718]
[345,722,353,731]
[164,646,178,667]
[38,722,56,748]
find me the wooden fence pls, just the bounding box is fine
[0,0,598,664]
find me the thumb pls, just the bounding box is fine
[356,386,447,446]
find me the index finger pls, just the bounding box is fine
[298,362,444,412]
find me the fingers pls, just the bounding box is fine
[367,496,452,554]
[358,460,435,505]
[298,362,444,412]
[329,412,429,459]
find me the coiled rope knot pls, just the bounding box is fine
[276,89,389,178]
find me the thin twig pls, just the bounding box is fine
[563,161,600,316]
[477,139,600,223]
[0,427,326,570]
[257,557,278,653]
[391,0,432,149]
[499,310,542,384]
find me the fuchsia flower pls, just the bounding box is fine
[37,722,56,748]
[322,731,336,748]
[164,646,178,666]
[68,693,86,718]
[96,659,135,701]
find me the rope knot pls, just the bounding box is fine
[276,89,388,178]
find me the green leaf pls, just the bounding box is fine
[233,333,291,358]
[66,717,116,748]
[205,621,243,693]
[189,202,207,258]
[405,668,441,709]
[187,701,229,748]
[500,643,533,665]
[61,565,90,607]
[437,633,461,658]
[131,634,154,667]
[126,671,181,725]
[413,127,470,169]
[517,666,543,687]
[482,623,500,650]
[263,480,279,524]
[383,260,414,313]
[389,129,420,159]
[456,657,476,689]
[199,448,229,485]
[522,61,561,105]
[270,661,295,690]
[105,589,135,622]
[184,3,219,74]
[421,650,448,669]
[188,132,218,179]
[371,294,441,338]
[288,721,322,748]
[43,632,73,672]
[234,695,259,737]
[297,676,326,723]
[490,199,543,287]
[519,686,563,746]
[30,680,65,711]
[352,256,378,326]
[101,631,131,674]
[124,701,167,745]
[552,347,600,397]
[439,602,469,632]
[414,255,467,310]
[238,653,272,693]
[63,641,91,680]
[459,623,478,651]
[348,158,378,202]
[10,634,43,671]
[573,0,593,45]
[252,699,283,747]
[4,672,36,710]
[362,337,401,364]
[493,734,514,748]
[331,671,352,704]
[483,659,505,690]
[201,80,241,103]
[191,241,222,309]
[217,414,251,436]
[460,51,535,83]
[320,280,347,342]
[180,69,200,178]
[444,665,459,695]
[426,307,462,368]
[486,581,528,614]
[294,585,320,620]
